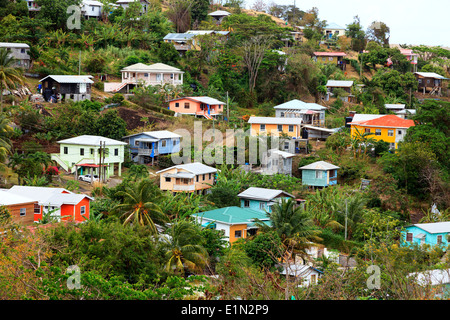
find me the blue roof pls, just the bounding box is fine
[326,22,345,30]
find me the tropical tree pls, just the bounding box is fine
[160,219,208,275]
[112,179,168,232]
[0,48,24,111]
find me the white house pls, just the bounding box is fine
[0,42,31,69]
[81,0,103,19]
[323,22,346,39]
[115,0,149,14]
[104,62,184,93]
[51,135,127,179]
[279,264,323,287]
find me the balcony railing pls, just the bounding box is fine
[173,184,195,191]
[138,148,159,156]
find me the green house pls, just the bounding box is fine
[299,160,339,187]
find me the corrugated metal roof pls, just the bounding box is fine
[412,222,450,234]
[274,99,326,111]
[121,62,183,73]
[326,80,354,87]
[57,135,127,146]
[156,162,217,175]
[248,116,303,125]
[192,206,269,225]
[325,22,345,30]
[123,130,181,140]
[7,186,73,204]
[39,75,94,84]
[299,160,340,170]
[238,187,294,201]
[414,72,448,80]
[208,10,231,16]
[269,149,296,158]
[0,191,36,205]
[350,114,384,123]
[163,33,195,41]
[314,51,347,57]
[0,42,30,48]
[385,104,406,109]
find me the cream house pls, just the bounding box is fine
[104,62,184,93]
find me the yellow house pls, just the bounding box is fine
[313,52,347,70]
[248,116,303,138]
[349,114,415,149]
[156,162,217,195]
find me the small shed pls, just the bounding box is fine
[39,75,94,102]
[299,160,339,188]
[208,10,231,24]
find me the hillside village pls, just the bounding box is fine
[0,0,450,301]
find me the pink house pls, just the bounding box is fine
[399,49,419,72]
[168,96,225,120]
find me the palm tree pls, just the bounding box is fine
[112,179,168,232]
[257,198,321,299]
[160,219,208,275]
[0,48,25,112]
[0,115,12,167]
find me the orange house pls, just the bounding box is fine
[168,96,225,120]
[5,186,93,223]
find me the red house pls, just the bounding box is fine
[5,186,93,223]
[168,96,225,120]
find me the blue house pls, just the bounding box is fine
[122,130,181,164]
[402,222,450,249]
[299,160,339,188]
[237,187,294,213]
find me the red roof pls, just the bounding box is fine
[353,114,415,128]
[313,52,347,57]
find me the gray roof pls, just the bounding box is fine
[0,191,37,205]
[248,116,303,125]
[350,114,384,123]
[412,222,450,234]
[123,130,181,140]
[208,10,231,16]
[39,75,94,84]
[385,104,406,110]
[269,149,296,159]
[273,99,326,111]
[325,22,345,30]
[156,162,217,175]
[57,135,127,146]
[415,72,449,80]
[178,96,225,105]
[0,42,30,49]
[299,160,340,170]
[326,80,354,87]
[396,109,416,115]
[237,187,294,202]
[163,33,195,41]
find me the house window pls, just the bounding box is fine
[284,142,289,150]
[80,206,86,215]
[218,105,221,109]
[259,202,265,210]
[114,148,119,156]
[260,124,266,131]
[184,103,190,109]
[34,204,40,214]
[437,235,443,244]
[64,146,68,154]
[175,102,179,108]
[280,112,285,117]
[398,130,402,135]
[173,139,177,146]
[165,177,171,182]
[20,208,26,217]
[288,125,294,132]
[277,125,283,132]
[161,140,167,147]
[315,171,323,179]
[234,230,242,238]
[322,57,326,62]
[365,128,371,133]
[135,140,139,146]
[209,173,212,179]
[311,274,317,284]
[244,200,250,207]
[390,143,395,149]
[375,129,382,136]
[144,73,148,77]
[406,232,413,242]
[196,176,199,182]
[202,174,205,180]
[80,148,84,156]
[90,148,94,155]
[329,57,333,61]
[387,130,394,137]
[156,74,162,81]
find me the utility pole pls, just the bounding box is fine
[98,142,102,185]
[344,198,348,241]
[102,141,106,183]
[226,91,229,121]
[78,51,81,75]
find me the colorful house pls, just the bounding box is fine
[348,114,415,149]
[122,130,182,164]
[414,72,448,96]
[51,135,126,179]
[5,186,93,223]
[192,206,270,243]
[238,187,294,213]
[168,96,225,120]
[0,191,38,226]
[260,149,295,176]
[156,162,217,195]
[299,160,339,188]
[313,52,347,70]
[323,22,346,39]
[248,116,303,138]
[402,222,450,249]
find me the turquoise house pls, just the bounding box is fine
[299,160,339,188]
[122,130,181,164]
[402,222,450,249]
[237,187,294,213]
